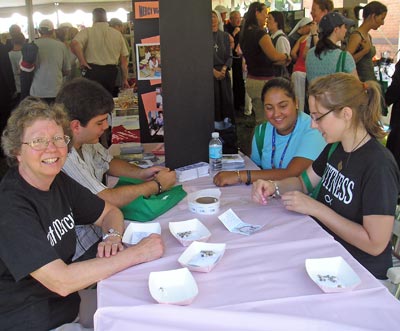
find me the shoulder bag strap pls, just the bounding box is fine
[310,142,339,199]
[255,122,268,161]
[335,51,346,73]
[340,51,347,72]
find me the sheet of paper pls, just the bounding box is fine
[218,208,264,236]
[141,36,160,44]
[141,91,157,112]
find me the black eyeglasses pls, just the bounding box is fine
[310,108,336,122]
[22,135,71,151]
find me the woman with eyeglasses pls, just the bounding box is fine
[0,97,164,330]
[252,73,400,280]
[213,78,326,187]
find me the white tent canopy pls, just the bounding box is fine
[0,1,132,16]
[0,1,132,40]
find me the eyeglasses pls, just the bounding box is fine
[22,135,71,151]
[310,108,336,122]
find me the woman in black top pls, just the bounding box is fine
[240,2,288,125]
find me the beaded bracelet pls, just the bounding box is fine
[153,178,163,194]
[246,170,251,186]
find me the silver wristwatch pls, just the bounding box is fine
[102,228,122,240]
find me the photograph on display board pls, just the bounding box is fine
[111,112,141,144]
[147,87,163,138]
[147,110,164,138]
[136,43,161,80]
[111,92,140,144]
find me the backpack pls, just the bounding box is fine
[20,41,39,100]
[271,32,290,79]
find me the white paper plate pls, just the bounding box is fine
[122,222,161,245]
[148,267,198,305]
[305,256,361,293]
[178,241,226,273]
[169,219,211,246]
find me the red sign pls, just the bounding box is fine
[135,1,159,19]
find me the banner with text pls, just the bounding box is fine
[134,1,159,19]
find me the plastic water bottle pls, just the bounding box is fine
[209,132,222,174]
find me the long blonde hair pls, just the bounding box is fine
[308,73,385,139]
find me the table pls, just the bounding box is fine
[95,159,400,331]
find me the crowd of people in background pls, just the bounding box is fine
[0,8,134,150]
[212,1,397,166]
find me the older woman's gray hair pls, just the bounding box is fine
[1,97,70,167]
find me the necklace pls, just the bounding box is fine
[213,32,219,52]
[338,132,369,171]
[270,119,297,169]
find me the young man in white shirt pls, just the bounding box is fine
[56,78,176,261]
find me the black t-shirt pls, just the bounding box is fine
[241,28,275,77]
[312,139,400,279]
[225,22,240,57]
[0,168,105,330]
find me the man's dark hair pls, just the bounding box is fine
[55,78,114,126]
[93,8,107,23]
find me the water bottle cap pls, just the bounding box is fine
[212,132,219,138]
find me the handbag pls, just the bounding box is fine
[114,177,187,222]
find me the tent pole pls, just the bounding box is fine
[26,0,35,41]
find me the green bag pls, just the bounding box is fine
[115,176,187,222]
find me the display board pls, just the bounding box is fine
[131,0,214,168]
[132,0,163,144]
[159,0,214,168]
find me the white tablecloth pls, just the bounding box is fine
[95,163,400,331]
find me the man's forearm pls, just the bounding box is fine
[98,181,159,208]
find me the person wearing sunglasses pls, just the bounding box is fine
[0,97,164,330]
[252,73,400,280]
